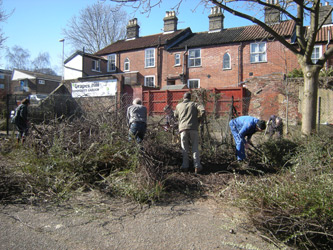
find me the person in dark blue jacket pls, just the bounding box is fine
[15,98,30,144]
[229,116,266,161]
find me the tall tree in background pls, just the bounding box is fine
[63,2,128,54]
[0,0,11,49]
[6,45,31,70]
[6,46,56,75]
[32,52,57,75]
[110,0,333,135]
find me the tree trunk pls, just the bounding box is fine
[301,66,320,135]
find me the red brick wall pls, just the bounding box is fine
[117,50,160,86]
[162,40,300,89]
[244,73,301,125]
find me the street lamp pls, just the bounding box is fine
[59,39,65,81]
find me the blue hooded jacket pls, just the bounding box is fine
[230,116,259,143]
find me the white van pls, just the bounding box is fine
[29,94,48,104]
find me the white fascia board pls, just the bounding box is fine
[12,70,36,81]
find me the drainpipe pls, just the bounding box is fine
[326,30,330,71]
[238,42,243,86]
[182,45,188,85]
[82,47,85,77]
[157,36,161,88]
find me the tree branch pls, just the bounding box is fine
[210,0,300,55]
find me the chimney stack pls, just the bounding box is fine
[163,11,178,33]
[264,0,280,25]
[208,7,224,32]
[126,18,140,39]
[319,2,332,25]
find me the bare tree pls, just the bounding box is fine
[110,0,333,135]
[0,0,12,50]
[63,2,128,54]
[6,45,31,70]
[6,46,57,75]
[32,52,57,75]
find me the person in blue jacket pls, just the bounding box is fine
[229,116,266,161]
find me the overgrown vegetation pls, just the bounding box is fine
[0,96,332,249]
[232,131,333,249]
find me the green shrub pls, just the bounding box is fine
[287,68,303,78]
[232,132,333,249]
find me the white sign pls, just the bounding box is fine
[71,79,117,98]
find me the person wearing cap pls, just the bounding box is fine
[174,92,205,173]
[127,98,147,143]
[229,116,266,161]
[267,115,283,139]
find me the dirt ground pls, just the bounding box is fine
[0,131,284,250]
[0,190,283,250]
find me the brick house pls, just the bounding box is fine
[11,69,61,95]
[65,5,333,89]
[64,51,108,80]
[62,5,333,123]
[0,69,12,95]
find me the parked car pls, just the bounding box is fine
[29,94,48,104]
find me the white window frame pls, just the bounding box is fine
[38,79,45,84]
[145,48,155,68]
[223,53,231,70]
[187,79,200,89]
[124,58,130,71]
[311,45,322,64]
[92,59,101,72]
[107,54,116,72]
[144,75,155,87]
[174,53,181,66]
[188,49,201,67]
[250,42,267,63]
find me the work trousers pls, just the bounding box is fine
[16,123,29,139]
[180,130,201,169]
[229,120,246,161]
[129,122,146,143]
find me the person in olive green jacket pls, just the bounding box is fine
[174,92,205,173]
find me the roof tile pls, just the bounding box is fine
[95,29,189,56]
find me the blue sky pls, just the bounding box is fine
[0,0,252,74]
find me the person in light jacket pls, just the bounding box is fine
[174,92,205,173]
[127,98,147,143]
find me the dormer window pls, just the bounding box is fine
[92,60,101,72]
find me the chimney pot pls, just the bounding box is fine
[209,7,224,32]
[127,18,140,39]
[163,11,178,33]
